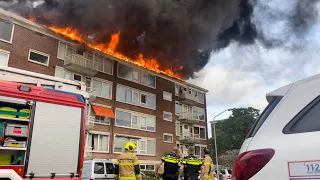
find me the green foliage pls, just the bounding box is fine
[141,171,161,180]
[210,107,260,157]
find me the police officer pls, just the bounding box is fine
[202,148,214,180]
[155,146,183,180]
[114,142,142,180]
[179,147,204,180]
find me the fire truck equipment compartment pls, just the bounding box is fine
[5,124,28,137]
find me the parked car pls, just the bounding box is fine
[82,159,115,180]
[233,74,320,179]
[214,170,223,180]
[219,169,232,180]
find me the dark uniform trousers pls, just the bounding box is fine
[182,155,202,180]
[161,152,181,180]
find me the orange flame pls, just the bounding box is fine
[28,16,36,22]
[48,26,183,80]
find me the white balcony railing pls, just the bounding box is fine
[178,133,201,141]
[179,91,199,103]
[84,147,93,157]
[65,54,102,71]
[178,112,200,120]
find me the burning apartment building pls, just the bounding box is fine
[0,9,208,168]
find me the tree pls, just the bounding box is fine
[210,107,260,158]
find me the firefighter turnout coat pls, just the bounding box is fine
[203,155,214,180]
[115,151,142,180]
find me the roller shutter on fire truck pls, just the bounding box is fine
[27,101,82,176]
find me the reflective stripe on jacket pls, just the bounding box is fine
[115,151,141,180]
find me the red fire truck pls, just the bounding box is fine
[0,79,86,180]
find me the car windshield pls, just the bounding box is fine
[228,170,232,174]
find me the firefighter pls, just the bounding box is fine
[155,146,183,180]
[114,142,142,180]
[202,148,214,180]
[179,147,204,180]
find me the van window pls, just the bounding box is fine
[106,163,115,174]
[94,162,105,174]
[285,96,320,133]
[247,96,282,137]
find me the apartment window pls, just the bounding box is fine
[192,107,205,121]
[175,102,181,115]
[141,72,156,88]
[55,66,71,80]
[73,73,82,81]
[194,126,206,140]
[103,58,113,75]
[118,63,155,88]
[28,49,50,66]
[116,85,156,109]
[195,145,206,158]
[92,79,112,99]
[115,109,156,132]
[163,112,172,121]
[175,84,179,96]
[57,42,67,60]
[163,133,173,143]
[118,63,133,80]
[114,136,156,155]
[89,105,111,125]
[86,133,109,152]
[0,20,14,43]
[140,164,155,171]
[198,93,204,104]
[0,49,9,66]
[163,91,172,101]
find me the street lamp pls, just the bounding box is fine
[212,108,234,180]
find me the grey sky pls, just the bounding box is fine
[189,0,320,137]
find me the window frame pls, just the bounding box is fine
[163,91,172,101]
[283,95,320,134]
[117,63,156,89]
[163,133,173,143]
[193,125,206,140]
[116,84,156,110]
[85,132,110,153]
[92,78,113,99]
[87,103,112,125]
[113,135,156,156]
[28,49,50,66]
[163,111,173,121]
[0,49,10,67]
[115,108,156,132]
[139,164,155,171]
[0,20,14,44]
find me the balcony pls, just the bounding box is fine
[64,54,101,76]
[179,91,199,106]
[84,147,93,159]
[86,116,95,130]
[178,133,201,145]
[178,112,199,124]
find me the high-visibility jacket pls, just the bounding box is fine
[161,152,181,176]
[115,151,142,180]
[202,155,214,180]
[182,155,203,180]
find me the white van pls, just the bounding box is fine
[82,159,115,180]
[233,73,320,180]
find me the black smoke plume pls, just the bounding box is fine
[0,0,319,79]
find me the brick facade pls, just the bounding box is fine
[0,15,209,167]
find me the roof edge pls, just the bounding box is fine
[0,9,208,93]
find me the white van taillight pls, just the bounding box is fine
[232,149,275,180]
